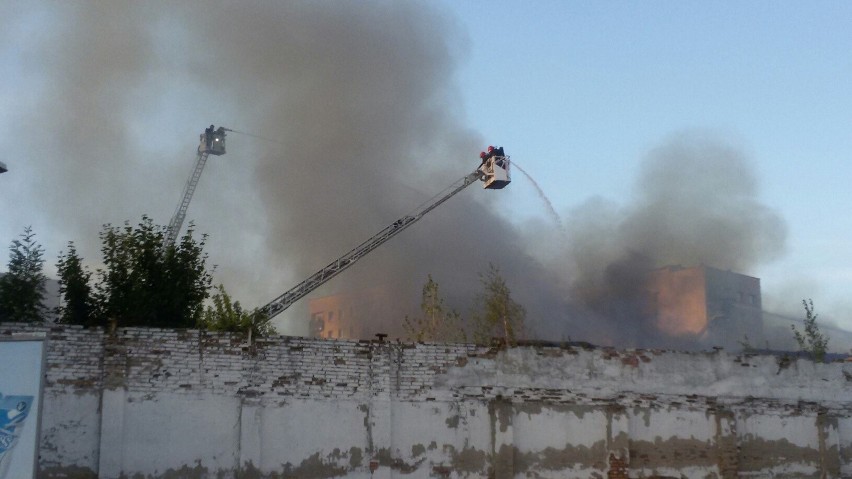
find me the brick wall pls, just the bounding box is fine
[2,323,851,478]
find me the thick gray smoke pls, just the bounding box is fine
[527,132,787,347]
[2,3,786,346]
[1,1,561,336]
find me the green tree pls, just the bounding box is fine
[96,216,213,328]
[56,242,98,326]
[791,299,829,362]
[403,275,466,343]
[0,227,47,323]
[471,264,525,347]
[199,284,275,338]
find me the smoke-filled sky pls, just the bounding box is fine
[2,1,851,342]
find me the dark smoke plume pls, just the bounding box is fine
[528,132,787,347]
[1,1,562,336]
[2,3,786,347]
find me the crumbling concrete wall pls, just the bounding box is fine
[2,323,850,478]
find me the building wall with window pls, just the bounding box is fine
[645,265,763,349]
[308,286,398,340]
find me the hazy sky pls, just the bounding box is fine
[1,1,851,337]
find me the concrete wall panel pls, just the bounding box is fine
[255,399,369,475]
[38,392,101,478]
[511,405,608,478]
[628,408,719,478]
[738,413,821,478]
[119,392,241,477]
[838,416,852,477]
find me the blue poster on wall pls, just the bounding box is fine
[0,339,44,479]
[0,396,34,461]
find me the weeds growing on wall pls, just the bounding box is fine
[792,299,829,362]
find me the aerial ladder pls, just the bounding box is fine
[163,126,228,251]
[260,150,511,320]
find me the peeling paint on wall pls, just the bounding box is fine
[738,435,821,475]
[629,436,717,469]
[282,452,347,478]
[512,440,609,473]
[3,324,850,479]
[444,443,489,474]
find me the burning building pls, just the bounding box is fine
[309,294,358,340]
[306,264,765,350]
[308,286,401,340]
[645,264,763,349]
